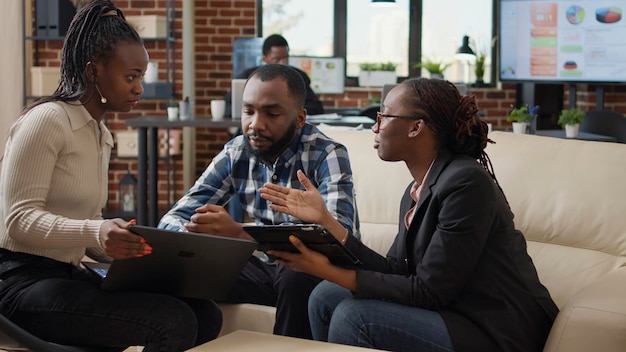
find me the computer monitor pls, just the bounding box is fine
[288,56,345,94]
[232,37,264,77]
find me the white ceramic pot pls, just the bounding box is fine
[167,106,179,121]
[430,73,444,80]
[210,99,226,121]
[512,122,528,134]
[565,123,579,138]
[358,71,397,87]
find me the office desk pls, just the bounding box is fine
[307,115,374,128]
[125,115,375,226]
[535,129,616,142]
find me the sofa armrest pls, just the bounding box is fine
[544,266,626,352]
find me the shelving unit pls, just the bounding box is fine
[130,0,176,99]
[21,0,176,106]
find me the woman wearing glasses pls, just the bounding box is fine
[258,78,558,352]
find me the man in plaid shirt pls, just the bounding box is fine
[159,64,357,339]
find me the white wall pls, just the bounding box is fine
[0,0,26,155]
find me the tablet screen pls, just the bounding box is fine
[242,224,361,266]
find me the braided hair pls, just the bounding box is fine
[401,78,501,186]
[26,0,141,112]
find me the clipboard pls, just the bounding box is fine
[242,224,361,266]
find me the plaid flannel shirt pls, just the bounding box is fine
[158,123,357,234]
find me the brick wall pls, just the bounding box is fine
[28,0,626,214]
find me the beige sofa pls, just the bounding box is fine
[219,130,626,352]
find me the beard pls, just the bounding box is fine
[244,120,298,163]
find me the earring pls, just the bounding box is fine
[95,84,107,104]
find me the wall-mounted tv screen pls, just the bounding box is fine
[288,56,346,94]
[499,0,626,83]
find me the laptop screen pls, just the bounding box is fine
[231,79,246,120]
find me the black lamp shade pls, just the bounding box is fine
[371,0,396,6]
[456,35,475,56]
[455,35,476,62]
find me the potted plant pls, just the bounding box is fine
[558,108,585,138]
[358,62,397,87]
[474,51,487,86]
[507,104,538,134]
[166,98,179,121]
[413,58,451,79]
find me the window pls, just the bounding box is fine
[261,0,495,86]
[421,0,494,84]
[262,0,334,56]
[346,1,410,76]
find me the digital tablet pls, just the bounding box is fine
[242,224,361,266]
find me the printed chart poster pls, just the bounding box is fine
[289,57,346,94]
[500,0,626,82]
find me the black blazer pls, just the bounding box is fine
[223,65,325,117]
[345,149,558,352]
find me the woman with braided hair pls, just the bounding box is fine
[258,78,558,352]
[0,1,221,350]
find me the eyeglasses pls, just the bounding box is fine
[375,111,425,127]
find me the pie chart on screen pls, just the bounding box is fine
[564,61,577,70]
[566,5,585,24]
[596,7,622,24]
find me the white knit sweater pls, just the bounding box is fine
[0,101,113,265]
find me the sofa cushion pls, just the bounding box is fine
[486,132,626,307]
[321,129,412,255]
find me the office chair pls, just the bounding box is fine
[0,312,103,352]
[579,110,626,143]
[358,104,379,120]
[380,84,397,105]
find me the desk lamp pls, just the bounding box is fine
[455,35,476,85]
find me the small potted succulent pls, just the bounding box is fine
[413,58,451,79]
[507,104,538,134]
[474,50,487,86]
[558,108,585,138]
[166,98,179,121]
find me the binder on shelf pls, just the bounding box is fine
[35,0,76,38]
[142,82,174,99]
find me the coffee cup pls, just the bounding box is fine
[211,100,226,121]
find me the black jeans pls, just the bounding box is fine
[222,255,321,339]
[0,249,222,352]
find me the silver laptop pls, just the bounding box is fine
[83,225,257,300]
[231,78,247,120]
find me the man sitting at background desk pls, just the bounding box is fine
[224,34,325,117]
[159,64,356,339]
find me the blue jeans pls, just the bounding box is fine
[0,249,222,352]
[308,281,455,352]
